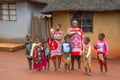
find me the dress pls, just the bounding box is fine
[83,44,91,69]
[69,28,83,59]
[30,43,46,70]
[50,31,62,59]
[94,40,108,65]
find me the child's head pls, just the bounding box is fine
[72,20,78,27]
[84,37,90,44]
[34,37,40,43]
[55,24,61,31]
[98,33,105,40]
[64,35,70,42]
[26,34,31,40]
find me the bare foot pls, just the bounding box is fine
[87,73,92,76]
[105,72,108,76]
[77,69,81,71]
[82,72,88,75]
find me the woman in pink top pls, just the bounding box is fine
[94,33,108,75]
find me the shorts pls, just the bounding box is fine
[97,53,107,65]
[45,47,50,56]
[63,54,71,64]
[71,55,81,60]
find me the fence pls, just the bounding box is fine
[31,14,52,41]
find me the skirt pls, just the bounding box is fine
[97,53,107,65]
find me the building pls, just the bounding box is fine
[0,0,120,59]
[41,0,120,59]
[0,0,47,42]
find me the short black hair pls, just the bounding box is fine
[56,24,61,27]
[84,37,90,42]
[34,36,40,40]
[64,35,70,40]
[98,33,105,38]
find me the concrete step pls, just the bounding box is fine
[0,42,25,52]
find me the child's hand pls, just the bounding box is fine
[71,32,78,36]
[38,45,43,50]
[86,55,88,58]
[93,44,97,50]
[81,51,83,56]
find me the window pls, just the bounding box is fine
[0,3,17,21]
[71,12,93,33]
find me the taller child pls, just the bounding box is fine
[94,33,108,75]
[50,24,64,71]
[67,20,83,71]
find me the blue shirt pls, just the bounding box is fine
[62,42,72,54]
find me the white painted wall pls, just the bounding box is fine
[0,2,45,42]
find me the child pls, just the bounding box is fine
[50,24,63,71]
[94,33,108,75]
[83,37,92,76]
[67,20,83,71]
[62,35,72,72]
[25,34,32,70]
[30,37,46,71]
[44,37,51,70]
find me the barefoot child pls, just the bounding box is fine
[67,20,83,71]
[94,33,108,75]
[30,37,46,71]
[62,35,72,72]
[44,37,51,70]
[83,37,92,76]
[25,34,32,70]
[50,24,64,71]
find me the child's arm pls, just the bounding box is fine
[39,43,44,51]
[30,43,35,57]
[61,44,64,54]
[86,45,91,58]
[69,43,72,53]
[50,31,54,40]
[81,34,84,51]
[104,41,109,56]
[93,42,98,50]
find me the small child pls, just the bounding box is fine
[44,37,51,70]
[83,37,92,76]
[94,33,108,75]
[25,34,32,70]
[62,35,72,72]
[30,37,46,71]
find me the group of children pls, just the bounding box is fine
[25,32,108,76]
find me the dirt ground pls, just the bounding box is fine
[0,49,120,80]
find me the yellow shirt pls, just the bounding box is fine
[30,43,43,57]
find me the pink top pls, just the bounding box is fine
[94,39,108,56]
